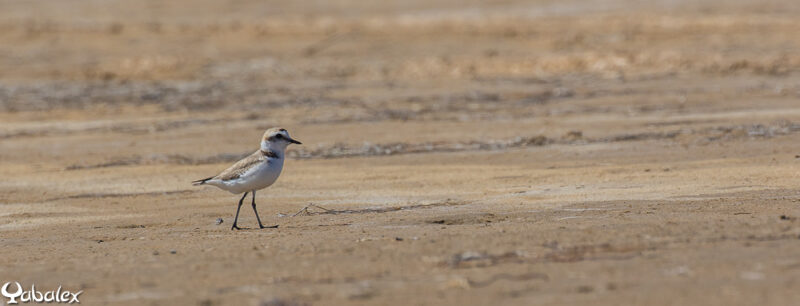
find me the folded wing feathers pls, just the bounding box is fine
[192,151,265,184]
[191,177,214,185]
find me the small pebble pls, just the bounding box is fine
[170,249,177,254]
[395,237,403,241]
[153,251,159,255]
[215,218,224,225]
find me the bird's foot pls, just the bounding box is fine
[259,224,279,229]
[231,224,242,230]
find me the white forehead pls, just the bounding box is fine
[267,129,289,138]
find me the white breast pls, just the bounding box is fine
[217,158,284,194]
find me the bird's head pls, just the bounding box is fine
[261,127,302,152]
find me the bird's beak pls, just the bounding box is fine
[288,137,302,145]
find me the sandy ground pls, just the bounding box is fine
[2,0,800,305]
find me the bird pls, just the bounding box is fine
[192,127,302,230]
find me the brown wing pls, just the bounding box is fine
[213,151,265,181]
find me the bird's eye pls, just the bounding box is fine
[275,134,283,139]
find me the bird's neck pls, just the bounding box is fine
[260,141,285,159]
[260,149,281,159]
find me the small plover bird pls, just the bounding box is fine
[192,127,302,230]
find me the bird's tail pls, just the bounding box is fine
[192,177,214,186]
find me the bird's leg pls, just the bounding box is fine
[231,192,248,230]
[251,190,278,229]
